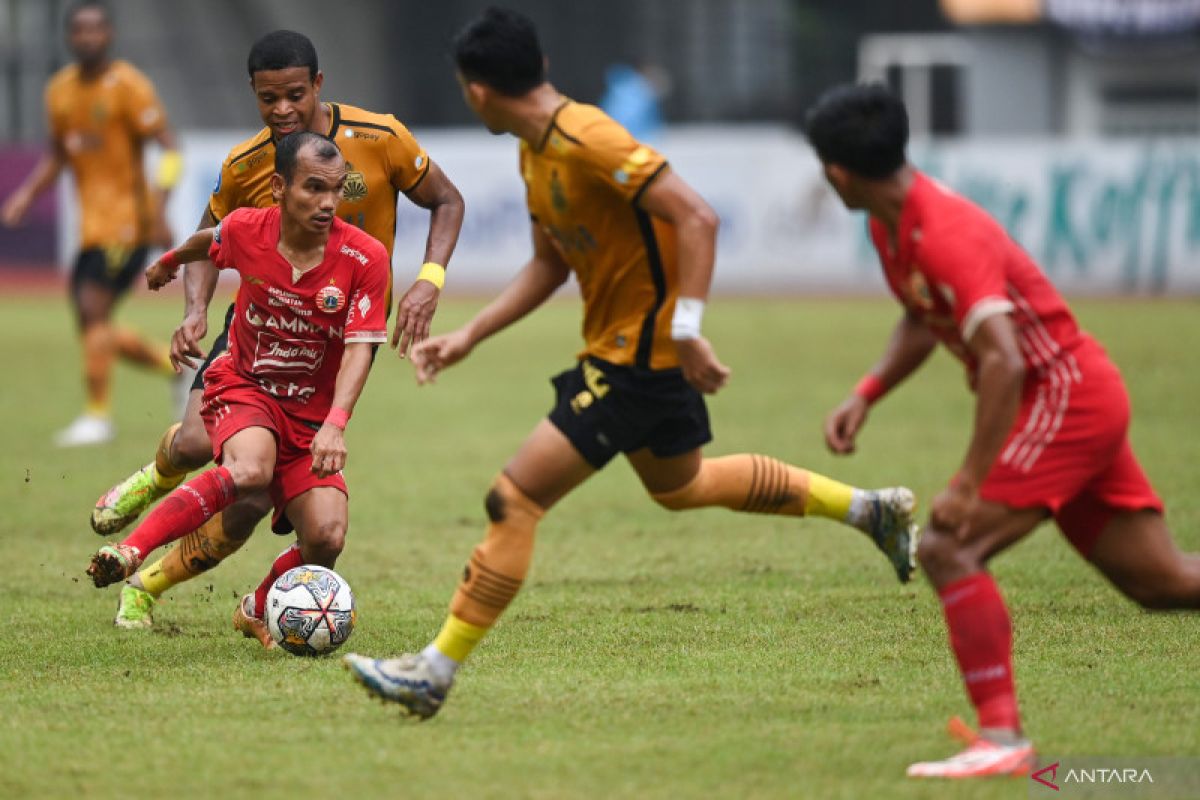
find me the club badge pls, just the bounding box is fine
[317,284,346,313]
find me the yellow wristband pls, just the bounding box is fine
[155,150,183,190]
[417,261,445,290]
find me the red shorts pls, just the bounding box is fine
[200,356,347,533]
[979,340,1162,557]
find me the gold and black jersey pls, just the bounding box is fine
[520,100,677,370]
[208,101,429,260]
[45,60,168,249]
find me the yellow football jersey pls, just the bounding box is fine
[520,100,677,370]
[45,60,167,249]
[208,101,428,260]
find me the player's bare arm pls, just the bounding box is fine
[930,313,1025,538]
[825,310,937,455]
[392,160,465,358]
[311,341,374,477]
[145,225,216,291]
[166,206,222,370]
[635,170,729,395]
[411,222,570,385]
[0,139,66,227]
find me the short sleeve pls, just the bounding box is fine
[918,229,1014,342]
[123,68,167,138]
[385,118,430,194]
[574,118,667,203]
[345,239,390,343]
[207,211,241,270]
[208,157,240,222]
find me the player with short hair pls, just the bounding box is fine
[343,6,920,719]
[88,29,465,635]
[1,0,181,446]
[87,132,390,646]
[804,83,1200,778]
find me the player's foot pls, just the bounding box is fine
[906,738,1036,779]
[114,583,156,629]
[54,414,115,448]
[91,463,168,536]
[343,653,451,720]
[233,594,275,650]
[87,544,143,588]
[863,487,919,583]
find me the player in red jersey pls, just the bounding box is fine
[86,132,390,647]
[805,84,1200,779]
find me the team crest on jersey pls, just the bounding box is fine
[317,283,346,313]
[343,164,368,203]
[550,169,568,213]
[908,270,936,310]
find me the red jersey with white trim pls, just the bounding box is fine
[207,206,389,423]
[870,171,1087,389]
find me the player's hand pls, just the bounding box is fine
[391,279,441,359]
[674,337,731,394]
[310,424,347,478]
[824,395,870,455]
[411,328,473,385]
[930,478,978,540]
[145,258,180,291]
[0,192,31,228]
[169,312,207,373]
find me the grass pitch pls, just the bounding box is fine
[1,292,1197,799]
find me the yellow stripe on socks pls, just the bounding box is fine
[432,613,490,663]
[803,471,855,522]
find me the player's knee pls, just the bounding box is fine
[650,487,691,512]
[917,530,970,581]
[171,420,213,470]
[1123,569,1200,610]
[301,519,345,566]
[225,460,272,494]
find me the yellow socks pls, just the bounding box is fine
[134,514,246,597]
[650,454,855,522]
[152,423,188,490]
[430,615,490,663]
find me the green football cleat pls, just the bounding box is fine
[344,653,450,720]
[114,584,156,629]
[91,463,170,536]
[87,543,143,588]
[864,487,920,584]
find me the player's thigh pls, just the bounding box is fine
[625,447,701,495]
[503,418,596,510]
[172,389,214,469]
[220,426,278,489]
[1088,510,1200,608]
[919,500,1048,585]
[286,486,348,557]
[73,279,118,328]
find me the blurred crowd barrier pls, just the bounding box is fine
[32,126,1200,294]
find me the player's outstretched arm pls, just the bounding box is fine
[930,314,1025,538]
[163,207,223,371]
[392,160,466,358]
[825,311,937,455]
[411,221,570,386]
[0,140,65,228]
[310,342,375,478]
[145,225,216,290]
[636,171,730,395]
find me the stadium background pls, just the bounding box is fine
[2,2,1198,798]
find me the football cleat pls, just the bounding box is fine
[55,414,115,448]
[233,594,275,650]
[864,487,920,583]
[907,738,1036,779]
[87,544,143,588]
[343,653,450,720]
[114,584,156,629]
[91,463,169,536]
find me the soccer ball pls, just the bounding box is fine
[266,565,356,656]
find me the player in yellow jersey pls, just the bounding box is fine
[1,1,181,446]
[88,30,464,633]
[344,7,917,718]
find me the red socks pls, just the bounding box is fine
[938,572,1021,732]
[124,467,237,557]
[252,543,305,619]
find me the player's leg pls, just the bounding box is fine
[1088,510,1200,609]
[345,419,597,718]
[635,448,920,582]
[905,500,1047,778]
[57,255,120,446]
[87,425,276,587]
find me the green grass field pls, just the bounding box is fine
[2,293,1197,799]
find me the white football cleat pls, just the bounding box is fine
[906,738,1036,779]
[54,414,115,447]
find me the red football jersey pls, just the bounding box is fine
[207,206,389,422]
[870,171,1087,389]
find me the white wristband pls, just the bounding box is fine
[671,297,705,341]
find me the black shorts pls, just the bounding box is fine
[71,246,148,297]
[548,356,712,469]
[191,303,236,392]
